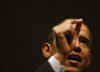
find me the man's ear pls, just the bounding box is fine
[87,54,91,65]
[41,42,53,58]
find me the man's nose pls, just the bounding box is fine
[73,47,81,53]
[73,40,81,53]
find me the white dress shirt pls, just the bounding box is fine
[48,56,67,72]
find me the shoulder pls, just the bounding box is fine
[35,61,54,72]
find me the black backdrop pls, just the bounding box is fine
[0,0,99,72]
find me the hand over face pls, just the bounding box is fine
[53,18,83,54]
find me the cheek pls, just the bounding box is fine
[80,44,90,55]
[79,44,91,66]
[79,54,91,69]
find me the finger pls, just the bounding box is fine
[75,18,83,21]
[56,32,72,54]
[75,22,82,35]
[71,18,83,24]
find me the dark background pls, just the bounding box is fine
[0,0,99,72]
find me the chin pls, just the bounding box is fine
[66,66,80,72]
[63,53,89,72]
[64,60,84,72]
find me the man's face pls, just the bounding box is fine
[53,19,91,72]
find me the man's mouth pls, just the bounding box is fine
[68,55,82,63]
[67,54,82,66]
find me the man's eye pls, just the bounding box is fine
[65,31,73,44]
[79,36,89,46]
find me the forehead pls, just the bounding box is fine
[79,24,90,40]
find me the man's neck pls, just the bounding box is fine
[54,52,65,64]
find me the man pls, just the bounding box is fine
[35,18,92,72]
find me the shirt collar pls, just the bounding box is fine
[48,56,67,72]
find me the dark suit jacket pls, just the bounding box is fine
[35,61,55,72]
